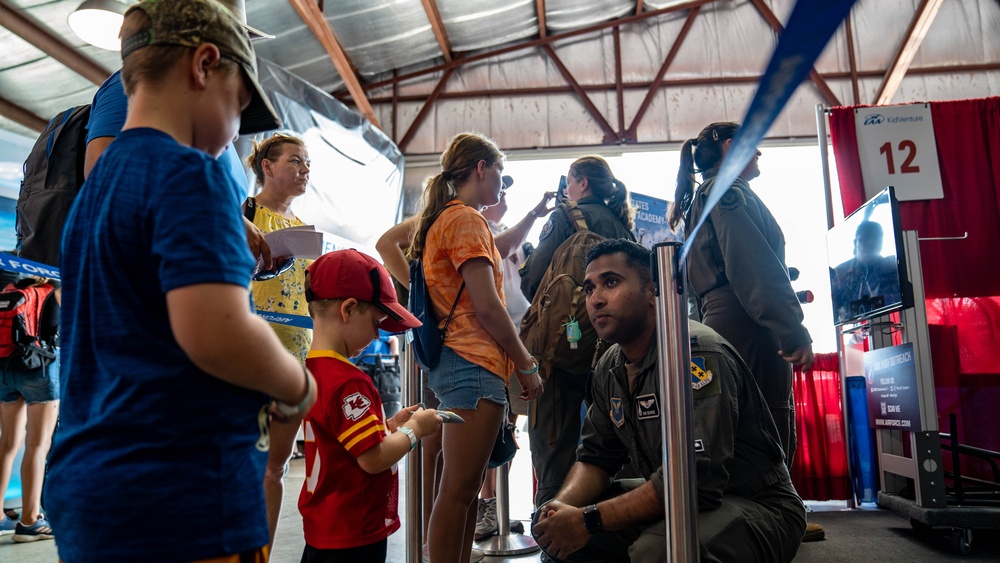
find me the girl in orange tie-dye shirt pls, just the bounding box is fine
[409,132,544,563]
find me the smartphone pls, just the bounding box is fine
[556,175,567,203]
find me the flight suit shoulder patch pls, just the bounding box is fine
[718,187,746,211]
[691,356,722,398]
[539,219,554,241]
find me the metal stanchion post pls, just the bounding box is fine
[652,242,699,562]
[403,344,423,563]
[478,461,539,557]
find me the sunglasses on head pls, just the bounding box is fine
[252,257,296,281]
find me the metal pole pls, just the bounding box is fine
[816,103,836,231]
[403,343,422,563]
[818,102,858,509]
[651,242,699,562]
[478,461,539,556]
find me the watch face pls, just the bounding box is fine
[583,505,602,533]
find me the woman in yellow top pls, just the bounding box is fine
[410,132,544,563]
[244,133,312,552]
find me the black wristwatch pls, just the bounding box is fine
[582,504,603,534]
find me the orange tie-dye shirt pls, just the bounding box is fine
[423,201,513,383]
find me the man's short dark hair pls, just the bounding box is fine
[585,239,652,284]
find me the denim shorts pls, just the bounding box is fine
[427,346,507,411]
[0,355,60,403]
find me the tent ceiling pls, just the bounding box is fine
[1,0,997,154]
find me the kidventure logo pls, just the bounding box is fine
[863,114,884,126]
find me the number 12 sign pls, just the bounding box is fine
[854,103,944,201]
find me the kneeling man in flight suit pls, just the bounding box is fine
[531,239,805,563]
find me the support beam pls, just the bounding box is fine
[844,16,860,105]
[399,67,455,152]
[625,5,699,141]
[0,94,48,133]
[874,0,944,105]
[420,0,452,64]
[636,0,645,16]
[749,0,841,107]
[287,0,380,127]
[536,0,547,38]
[391,69,399,141]
[355,62,1000,106]
[613,27,625,136]
[0,0,111,86]
[358,0,720,94]
[543,45,618,144]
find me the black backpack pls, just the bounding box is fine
[355,354,403,418]
[16,104,92,268]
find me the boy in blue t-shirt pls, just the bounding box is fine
[45,1,316,562]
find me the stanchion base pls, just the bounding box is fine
[477,533,540,557]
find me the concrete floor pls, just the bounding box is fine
[1,423,542,563]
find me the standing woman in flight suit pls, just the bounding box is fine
[519,155,635,510]
[668,122,822,540]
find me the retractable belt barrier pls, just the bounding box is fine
[679,0,858,269]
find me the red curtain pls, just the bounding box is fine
[829,98,1000,482]
[828,98,1000,300]
[792,353,852,500]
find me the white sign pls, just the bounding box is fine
[854,104,944,201]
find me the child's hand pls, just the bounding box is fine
[407,408,443,438]
[387,403,421,432]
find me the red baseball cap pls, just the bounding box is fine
[306,249,421,333]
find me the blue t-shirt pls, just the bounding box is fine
[86,70,248,196]
[47,128,264,562]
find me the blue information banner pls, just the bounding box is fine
[629,192,676,249]
[0,253,61,280]
[864,342,921,431]
[680,0,857,266]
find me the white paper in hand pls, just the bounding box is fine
[255,225,324,272]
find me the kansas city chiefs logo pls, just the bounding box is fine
[342,393,372,421]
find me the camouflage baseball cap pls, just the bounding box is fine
[121,0,281,135]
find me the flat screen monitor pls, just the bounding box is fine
[827,186,912,326]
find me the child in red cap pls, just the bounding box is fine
[299,249,442,562]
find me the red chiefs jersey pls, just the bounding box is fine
[299,350,399,549]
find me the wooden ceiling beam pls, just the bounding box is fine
[287,0,380,127]
[0,0,111,86]
[613,27,625,135]
[399,67,455,152]
[420,0,452,64]
[874,0,944,105]
[536,0,547,38]
[359,0,720,93]
[749,0,841,107]
[844,15,860,105]
[625,5,699,141]
[542,45,618,143]
[0,94,48,133]
[355,62,1000,105]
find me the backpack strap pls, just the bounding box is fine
[243,197,257,222]
[441,283,465,333]
[427,201,468,332]
[562,201,590,233]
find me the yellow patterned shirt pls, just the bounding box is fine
[250,204,313,363]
